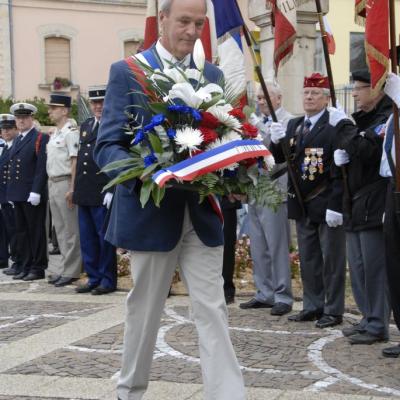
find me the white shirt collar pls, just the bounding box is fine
[6,140,14,149]
[155,40,191,69]
[305,108,326,130]
[20,126,34,138]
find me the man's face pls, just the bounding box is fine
[1,127,18,142]
[159,0,207,60]
[351,80,378,111]
[256,88,281,116]
[15,115,34,132]
[303,87,329,115]
[90,100,104,120]
[48,106,67,124]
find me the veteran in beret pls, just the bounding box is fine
[74,85,117,295]
[7,103,49,281]
[46,94,81,287]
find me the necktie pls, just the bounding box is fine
[385,116,394,156]
[303,119,312,135]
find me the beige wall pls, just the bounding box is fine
[12,0,146,100]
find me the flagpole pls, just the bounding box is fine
[389,0,400,200]
[233,0,305,215]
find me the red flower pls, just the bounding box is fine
[241,158,258,167]
[200,112,220,129]
[199,127,218,144]
[242,123,259,138]
[229,108,246,121]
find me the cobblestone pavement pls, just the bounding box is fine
[0,266,399,400]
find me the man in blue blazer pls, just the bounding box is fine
[94,1,245,399]
[8,103,48,281]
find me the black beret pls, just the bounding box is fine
[351,69,371,84]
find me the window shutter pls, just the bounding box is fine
[45,37,71,84]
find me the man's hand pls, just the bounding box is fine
[65,191,74,210]
[334,149,350,166]
[103,192,113,209]
[27,192,40,206]
[384,72,400,108]
[327,106,349,127]
[325,209,343,227]
[270,122,286,144]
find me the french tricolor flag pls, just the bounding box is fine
[143,0,158,50]
[323,16,336,55]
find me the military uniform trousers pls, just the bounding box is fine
[118,207,245,400]
[78,205,117,289]
[0,203,18,266]
[346,229,389,337]
[296,217,346,316]
[248,203,293,306]
[13,201,47,274]
[48,178,81,279]
[384,181,400,332]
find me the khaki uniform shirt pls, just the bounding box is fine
[46,122,79,178]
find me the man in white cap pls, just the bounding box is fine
[8,103,48,281]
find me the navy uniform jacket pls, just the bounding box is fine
[94,48,224,251]
[270,110,344,223]
[73,117,110,206]
[0,144,11,204]
[7,128,49,202]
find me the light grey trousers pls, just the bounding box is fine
[48,179,81,278]
[117,208,245,400]
[296,217,346,316]
[248,203,293,305]
[346,229,390,337]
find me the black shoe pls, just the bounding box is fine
[0,262,8,269]
[271,302,292,316]
[3,267,19,275]
[91,286,116,295]
[382,344,400,358]
[13,271,27,280]
[349,332,387,345]
[23,272,45,281]
[315,314,343,328]
[225,295,235,305]
[47,274,61,284]
[49,247,61,255]
[342,324,365,337]
[54,277,78,287]
[239,298,273,309]
[288,309,323,322]
[76,283,98,293]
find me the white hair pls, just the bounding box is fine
[255,81,282,98]
[159,0,207,13]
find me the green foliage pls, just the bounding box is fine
[0,97,78,126]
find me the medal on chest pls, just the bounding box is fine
[302,148,324,181]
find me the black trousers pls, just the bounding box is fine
[14,201,48,273]
[384,181,400,331]
[0,203,19,264]
[222,208,237,298]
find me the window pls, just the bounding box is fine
[350,32,367,73]
[124,40,140,57]
[45,37,71,84]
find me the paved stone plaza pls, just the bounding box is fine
[0,258,399,400]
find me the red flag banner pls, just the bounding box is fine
[143,0,158,50]
[354,0,366,25]
[365,0,389,94]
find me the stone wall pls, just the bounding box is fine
[0,0,12,99]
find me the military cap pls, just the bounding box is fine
[0,114,16,129]
[10,102,37,116]
[88,85,107,101]
[351,69,371,84]
[47,93,72,108]
[303,73,329,89]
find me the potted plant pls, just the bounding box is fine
[52,77,72,91]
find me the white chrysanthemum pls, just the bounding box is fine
[265,154,276,170]
[174,127,204,154]
[207,105,242,129]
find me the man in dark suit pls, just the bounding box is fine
[8,103,48,281]
[0,115,19,272]
[270,73,347,329]
[74,85,117,295]
[94,0,245,399]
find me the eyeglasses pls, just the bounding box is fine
[351,85,371,92]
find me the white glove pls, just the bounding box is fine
[248,112,268,132]
[334,149,350,166]
[325,209,343,227]
[328,106,349,127]
[27,192,41,206]
[8,201,14,208]
[384,72,400,108]
[103,192,113,209]
[270,121,286,144]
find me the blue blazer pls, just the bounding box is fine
[94,48,224,251]
[0,145,11,204]
[7,128,48,202]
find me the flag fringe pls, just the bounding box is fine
[273,33,296,73]
[365,41,389,95]
[354,0,366,26]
